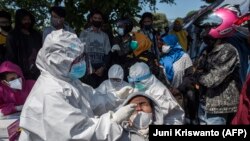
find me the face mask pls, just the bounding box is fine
[130,40,139,51]
[117,27,125,36]
[130,111,153,129]
[22,23,31,29]
[144,25,152,30]
[92,21,102,28]
[51,17,62,28]
[202,35,216,48]
[8,78,22,90]
[162,45,171,53]
[69,61,86,79]
[0,25,12,32]
[134,82,146,92]
[110,79,122,88]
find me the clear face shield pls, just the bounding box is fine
[127,73,152,91]
[69,53,92,79]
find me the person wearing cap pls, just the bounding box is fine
[128,62,185,125]
[18,30,137,141]
[42,6,75,42]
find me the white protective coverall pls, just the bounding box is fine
[18,30,133,141]
[94,64,131,115]
[128,62,185,125]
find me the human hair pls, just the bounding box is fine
[89,9,104,19]
[0,10,11,21]
[139,12,153,27]
[49,6,66,18]
[0,72,8,80]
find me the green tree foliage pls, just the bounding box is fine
[0,0,175,34]
[153,13,168,32]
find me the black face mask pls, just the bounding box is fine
[92,21,102,28]
[144,25,152,30]
[0,25,12,32]
[22,23,31,29]
[203,36,216,51]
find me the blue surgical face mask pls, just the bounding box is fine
[69,60,86,79]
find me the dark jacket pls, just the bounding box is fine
[196,43,241,114]
[5,9,42,80]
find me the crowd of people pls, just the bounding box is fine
[0,4,250,141]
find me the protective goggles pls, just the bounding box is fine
[127,73,152,83]
[71,53,86,65]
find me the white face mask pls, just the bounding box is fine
[8,78,22,90]
[117,27,125,36]
[130,111,153,129]
[110,79,122,89]
[162,45,171,53]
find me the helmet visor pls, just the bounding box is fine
[194,10,223,28]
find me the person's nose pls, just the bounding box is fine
[135,104,143,111]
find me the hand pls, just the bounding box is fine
[195,84,200,90]
[113,103,137,124]
[15,105,23,111]
[115,86,134,99]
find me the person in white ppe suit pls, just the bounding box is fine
[128,62,185,125]
[18,30,137,141]
[118,92,164,140]
[94,64,131,115]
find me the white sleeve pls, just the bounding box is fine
[91,90,121,116]
[42,94,123,141]
[149,84,185,125]
[95,81,108,94]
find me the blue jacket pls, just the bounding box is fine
[160,35,184,82]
